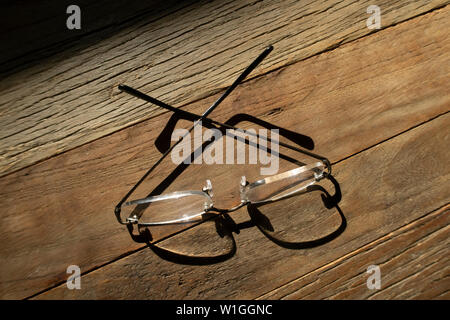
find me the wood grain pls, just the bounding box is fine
[0,0,187,70]
[34,111,450,299]
[1,6,449,299]
[259,205,450,299]
[1,0,448,176]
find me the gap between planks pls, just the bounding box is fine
[32,113,450,299]
[28,113,450,300]
[257,203,450,299]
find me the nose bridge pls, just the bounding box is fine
[204,176,247,212]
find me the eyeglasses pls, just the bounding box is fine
[114,46,331,228]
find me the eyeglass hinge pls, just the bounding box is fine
[202,179,213,196]
[126,215,139,224]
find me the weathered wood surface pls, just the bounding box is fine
[1,3,449,300]
[259,205,450,300]
[1,0,448,176]
[36,112,450,299]
[0,0,185,70]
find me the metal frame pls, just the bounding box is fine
[114,46,331,226]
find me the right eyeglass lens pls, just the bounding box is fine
[244,161,325,203]
[122,192,211,225]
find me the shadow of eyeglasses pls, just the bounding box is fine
[155,111,315,154]
[117,45,344,264]
[128,155,347,265]
[246,174,345,249]
[136,215,237,266]
[127,170,344,265]
[126,112,316,223]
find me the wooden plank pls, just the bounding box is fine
[0,0,188,70]
[34,111,450,299]
[0,0,448,176]
[1,7,449,299]
[258,205,450,299]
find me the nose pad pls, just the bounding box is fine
[202,179,213,197]
[239,176,248,202]
[202,179,214,211]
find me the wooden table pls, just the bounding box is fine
[0,0,449,299]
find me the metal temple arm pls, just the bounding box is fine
[115,46,274,224]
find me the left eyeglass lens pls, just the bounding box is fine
[122,192,212,225]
